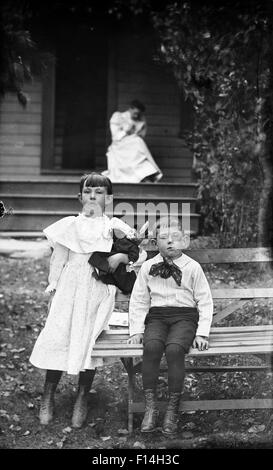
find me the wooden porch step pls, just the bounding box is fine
[0,193,197,212]
[0,178,200,233]
[0,210,200,233]
[0,178,198,198]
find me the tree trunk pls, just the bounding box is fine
[258,10,273,247]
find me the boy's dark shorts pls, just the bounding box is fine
[143,307,199,353]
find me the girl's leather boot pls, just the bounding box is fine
[39,382,57,425]
[162,392,181,436]
[71,385,89,428]
[141,389,158,433]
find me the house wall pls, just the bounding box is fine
[0,32,193,182]
[0,81,42,176]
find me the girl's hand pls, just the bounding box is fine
[127,333,144,344]
[192,335,209,351]
[44,284,56,296]
[108,253,129,273]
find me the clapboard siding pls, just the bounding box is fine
[0,82,42,176]
[1,113,42,124]
[115,33,193,182]
[0,135,41,145]
[1,166,40,175]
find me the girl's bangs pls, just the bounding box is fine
[83,173,112,194]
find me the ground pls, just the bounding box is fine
[0,240,273,449]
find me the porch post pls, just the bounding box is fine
[41,55,56,170]
[106,34,118,138]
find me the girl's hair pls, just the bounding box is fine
[79,172,113,195]
[129,99,146,113]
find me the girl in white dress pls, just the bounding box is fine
[29,172,136,428]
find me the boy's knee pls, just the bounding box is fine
[165,343,186,360]
[144,339,164,356]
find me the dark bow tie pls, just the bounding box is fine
[149,258,182,286]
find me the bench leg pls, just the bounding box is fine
[121,358,135,435]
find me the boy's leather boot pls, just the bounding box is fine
[39,382,57,425]
[162,392,181,436]
[71,385,89,428]
[141,389,158,433]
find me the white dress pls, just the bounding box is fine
[29,213,135,375]
[102,111,163,183]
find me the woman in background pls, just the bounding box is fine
[103,99,163,183]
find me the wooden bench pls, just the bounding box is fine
[93,247,273,433]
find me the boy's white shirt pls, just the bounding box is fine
[129,252,213,338]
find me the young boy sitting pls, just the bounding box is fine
[128,216,213,436]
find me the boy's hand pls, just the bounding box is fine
[192,335,209,351]
[127,333,144,344]
[108,253,129,273]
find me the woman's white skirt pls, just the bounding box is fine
[103,135,162,183]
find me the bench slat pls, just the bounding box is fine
[100,325,273,336]
[94,338,273,349]
[92,345,273,357]
[211,288,273,298]
[131,398,273,412]
[100,329,273,337]
[212,300,249,325]
[182,247,273,264]
[96,332,273,344]
[142,247,273,263]
[116,288,273,302]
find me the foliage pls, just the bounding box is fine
[150,1,273,246]
[0,0,52,107]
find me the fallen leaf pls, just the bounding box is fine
[118,428,129,436]
[182,431,194,439]
[12,414,20,423]
[133,441,146,449]
[184,422,196,430]
[248,424,266,434]
[56,436,67,449]
[10,348,25,354]
[62,427,72,434]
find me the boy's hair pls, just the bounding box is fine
[79,172,113,195]
[129,99,146,113]
[152,216,183,238]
